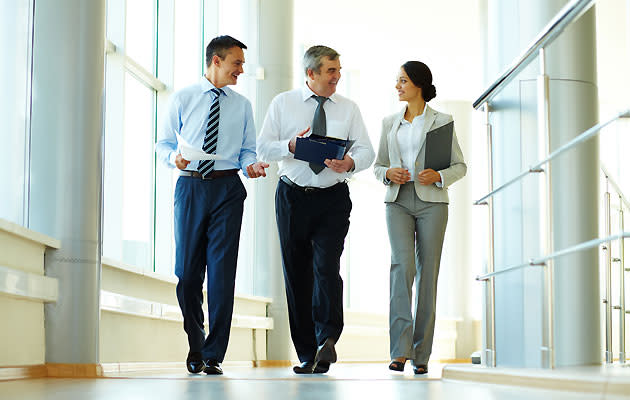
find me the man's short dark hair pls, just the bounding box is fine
[205,35,247,67]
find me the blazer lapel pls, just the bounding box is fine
[421,106,437,144]
[417,105,437,156]
[387,107,406,167]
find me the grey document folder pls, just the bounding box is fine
[424,121,453,171]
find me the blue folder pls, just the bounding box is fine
[294,135,354,167]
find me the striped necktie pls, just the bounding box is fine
[198,88,221,177]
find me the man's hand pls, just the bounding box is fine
[324,154,354,173]
[288,127,311,154]
[246,161,270,178]
[418,168,441,185]
[175,153,191,170]
[386,168,411,184]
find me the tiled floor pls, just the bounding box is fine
[1,363,628,400]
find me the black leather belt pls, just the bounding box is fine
[280,175,345,193]
[180,169,238,180]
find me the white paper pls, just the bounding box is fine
[180,145,224,161]
[174,132,224,161]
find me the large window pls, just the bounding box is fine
[125,0,155,73]
[173,0,202,89]
[120,73,156,268]
[154,0,260,292]
[153,0,204,276]
[0,0,33,226]
[104,0,260,296]
[103,0,159,269]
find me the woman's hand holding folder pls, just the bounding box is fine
[417,168,441,185]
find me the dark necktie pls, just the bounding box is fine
[310,95,328,174]
[198,88,221,177]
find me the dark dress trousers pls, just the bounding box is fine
[174,174,246,362]
[275,178,351,362]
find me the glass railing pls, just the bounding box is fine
[472,0,628,368]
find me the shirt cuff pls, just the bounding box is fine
[168,151,178,168]
[281,138,293,158]
[435,171,444,188]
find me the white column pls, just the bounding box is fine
[546,5,599,367]
[486,0,599,367]
[252,0,295,361]
[29,0,106,364]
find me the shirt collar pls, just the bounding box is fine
[200,76,229,97]
[301,83,338,104]
[398,102,427,123]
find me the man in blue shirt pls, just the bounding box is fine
[156,35,268,375]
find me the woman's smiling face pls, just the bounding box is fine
[395,67,423,102]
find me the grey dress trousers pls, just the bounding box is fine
[373,105,467,367]
[386,183,448,366]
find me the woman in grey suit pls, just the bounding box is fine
[374,61,466,374]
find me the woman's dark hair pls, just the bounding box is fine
[402,61,436,102]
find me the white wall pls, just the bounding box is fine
[293,1,484,333]
[294,0,484,143]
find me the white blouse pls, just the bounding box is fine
[396,103,426,181]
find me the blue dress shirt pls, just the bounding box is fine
[156,77,257,176]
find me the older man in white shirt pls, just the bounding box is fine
[258,45,375,375]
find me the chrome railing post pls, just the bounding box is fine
[620,196,626,363]
[538,48,555,369]
[604,180,613,363]
[482,104,497,367]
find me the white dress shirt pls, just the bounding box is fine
[257,84,375,188]
[393,104,444,187]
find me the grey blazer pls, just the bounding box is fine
[373,105,467,203]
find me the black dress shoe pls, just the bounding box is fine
[313,361,330,374]
[315,338,337,364]
[204,360,223,375]
[293,361,315,374]
[186,352,204,374]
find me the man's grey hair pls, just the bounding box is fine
[303,45,340,76]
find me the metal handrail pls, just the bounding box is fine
[601,164,630,211]
[473,0,594,109]
[476,232,630,281]
[474,0,627,367]
[602,170,628,364]
[474,110,630,205]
